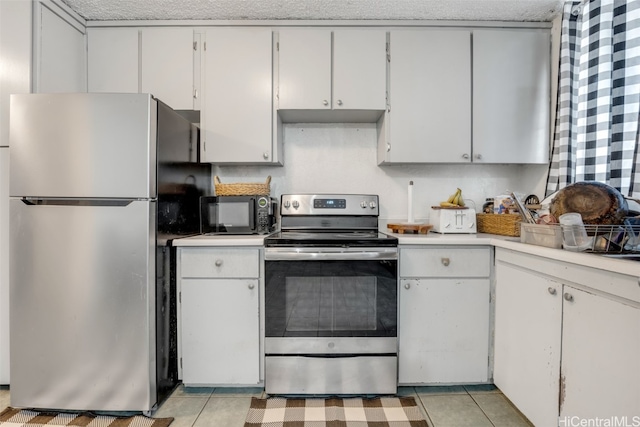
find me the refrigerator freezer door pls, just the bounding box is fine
[9,199,156,411]
[9,93,157,199]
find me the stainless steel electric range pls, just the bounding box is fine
[264,194,398,395]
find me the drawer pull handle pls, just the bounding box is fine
[248,283,255,290]
[441,257,450,267]
[214,259,223,267]
[563,292,574,302]
[548,287,557,295]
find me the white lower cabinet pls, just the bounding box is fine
[495,248,640,425]
[494,262,562,427]
[399,246,491,384]
[560,286,640,421]
[178,248,261,386]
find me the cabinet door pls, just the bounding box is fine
[333,29,386,110]
[202,28,274,164]
[37,4,86,93]
[399,278,490,384]
[141,28,194,110]
[278,29,331,110]
[386,30,471,163]
[181,278,260,385]
[473,29,550,164]
[560,286,640,420]
[87,28,139,93]
[494,262,562,427]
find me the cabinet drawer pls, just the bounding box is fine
[180,248,260,278]
[400,247,490,278]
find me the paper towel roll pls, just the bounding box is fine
[408,181,414,223]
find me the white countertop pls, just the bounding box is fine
[384,229,640,276]
[173,234,266,246]
[390,231,499,245]
[173,231,640,277]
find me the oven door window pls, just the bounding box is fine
[265,260,397,338]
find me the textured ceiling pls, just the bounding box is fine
[60,0,565,22]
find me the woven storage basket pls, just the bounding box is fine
[214,176,271,196]
[476,213,522,237]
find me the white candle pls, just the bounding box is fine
[408,181,414,223]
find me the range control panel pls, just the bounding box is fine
[281,194,379,216]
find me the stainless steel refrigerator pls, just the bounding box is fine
[9,93,211,412]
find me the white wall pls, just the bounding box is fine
[214,123,549,223]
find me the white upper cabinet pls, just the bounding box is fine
[332,30,387,110]
[473,28,550,164]
[87,28,139,93]
[381,29,471,163]
[88,27,197,110]
[201,28,277,164]
[278,29,331,110]
[141,28,195,110]
[36,3,86,93]
[277,28,386,115]
[379,26,550,165]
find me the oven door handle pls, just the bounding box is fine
[264,249,398,261]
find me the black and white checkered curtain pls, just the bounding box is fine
[546,0,640,197]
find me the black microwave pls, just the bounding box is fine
[200,195,278,235]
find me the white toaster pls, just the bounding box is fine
[430,207,477,234]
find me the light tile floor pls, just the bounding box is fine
[0,384,533,427]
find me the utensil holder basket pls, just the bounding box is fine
[476,213,522,237]
[214,175,271,196]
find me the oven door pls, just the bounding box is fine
[264,247,398,354]
[264,247,398,395]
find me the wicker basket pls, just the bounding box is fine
[476,213,522,237]
[214,176,271,196]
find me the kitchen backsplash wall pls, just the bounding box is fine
[213,123,549,223]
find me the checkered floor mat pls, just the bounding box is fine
[244,396,429,426]
[0,407,173,426]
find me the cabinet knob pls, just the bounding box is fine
[322,100,329,106]
[563,292,574,302]
[404,283,410,290]
[462,153,470,160]
[214,259,223,267]
[263,152,269,160]
[248,283,255,290]
[337,99,343,106]
[548,287,557,295]
[441,257,450,267]
[387,143,391,152]
[475,154,483,160]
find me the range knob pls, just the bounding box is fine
[369,201,377,209]
[283,200,290,209]
[292,200,300,209]
[360,201,368,209]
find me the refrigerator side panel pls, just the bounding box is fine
[0,148,9,384]
[10,199,156,411]
[9,93,155,199]
[156,101,211,237]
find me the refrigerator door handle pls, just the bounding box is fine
[21,198,134,207]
